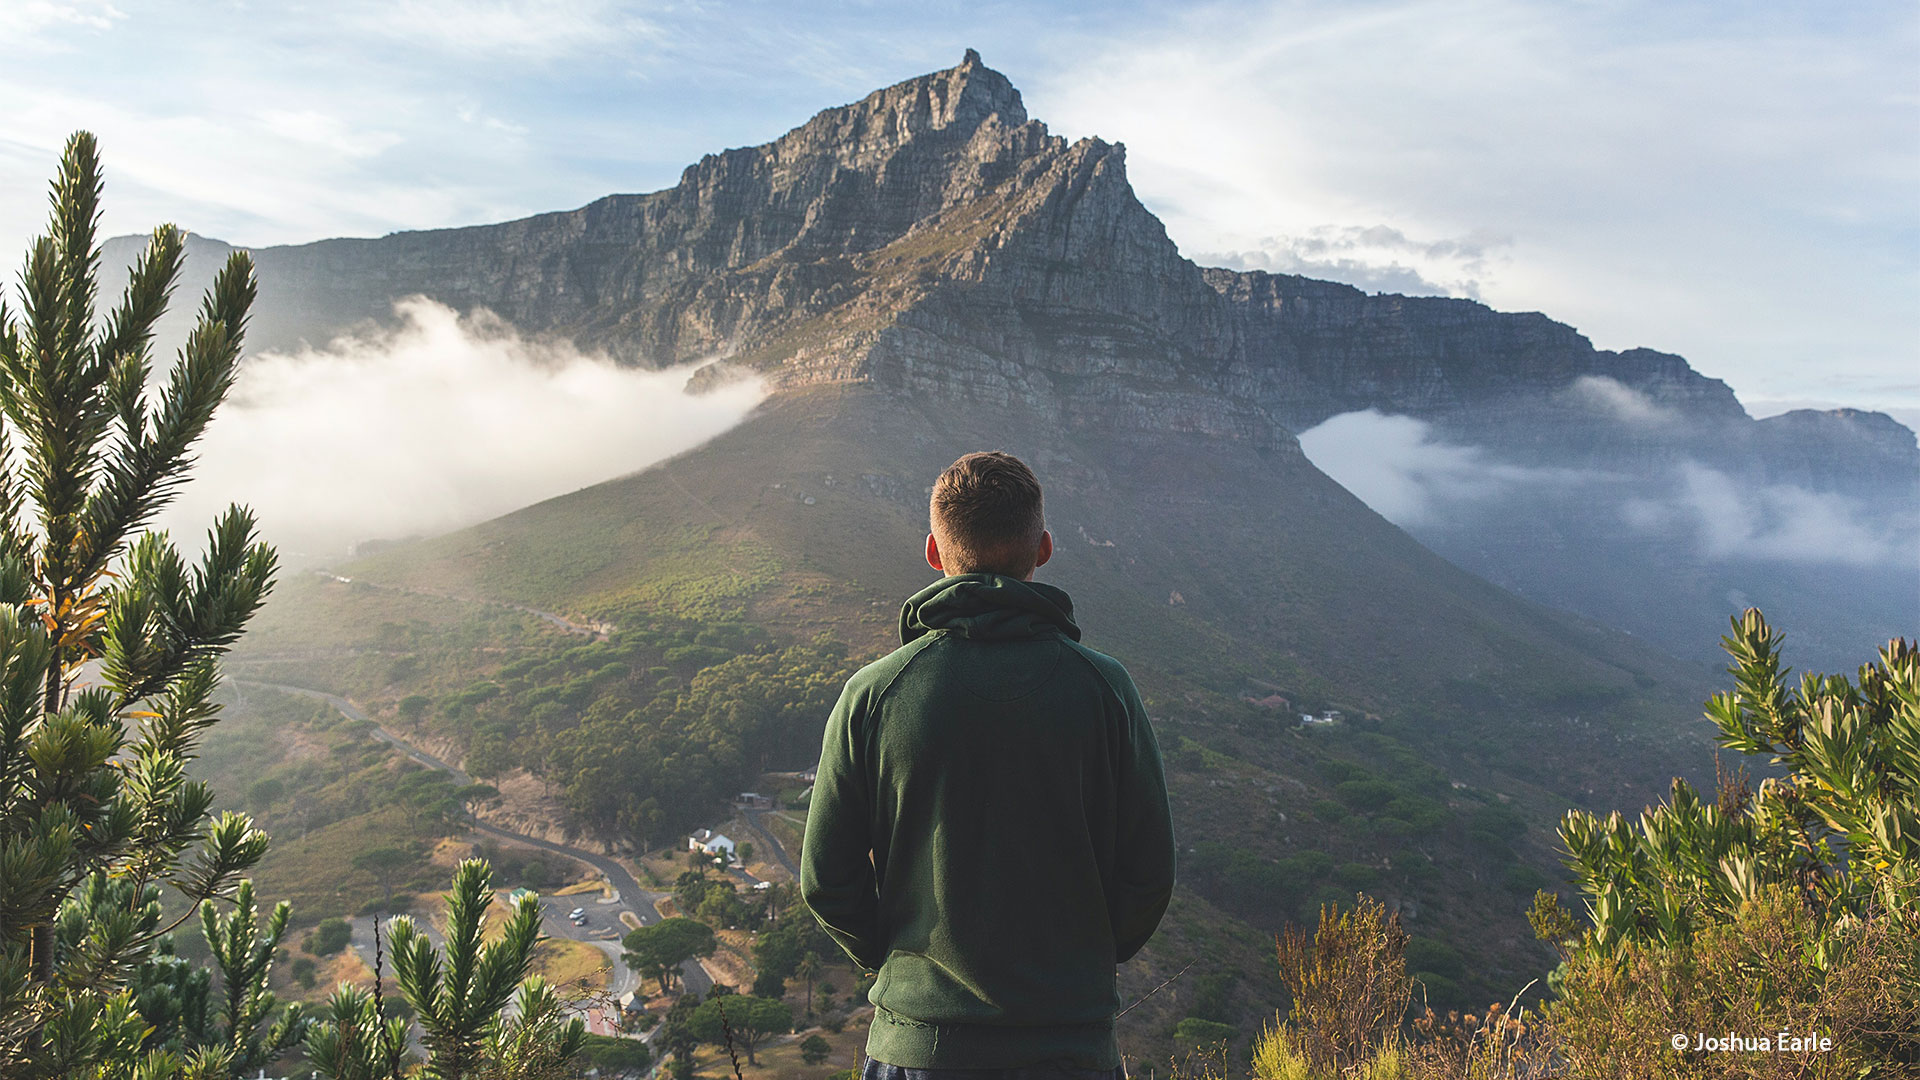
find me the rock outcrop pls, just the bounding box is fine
[111,51,1916,668]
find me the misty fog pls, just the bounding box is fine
[155,297,764,562]
[1298,408,1913,569]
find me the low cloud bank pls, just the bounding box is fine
[1295,409,1567,525]
[157,297,763,560]
[1298,409,1911,568]
[1625,464,1913,569]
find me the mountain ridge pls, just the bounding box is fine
[109,50,1915,670]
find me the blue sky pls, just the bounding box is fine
[4,0,1916,426]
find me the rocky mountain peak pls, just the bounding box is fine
[737,49,1027,176]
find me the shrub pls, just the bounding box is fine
[1173,1016,1235,1049]
[1537,612,1920,1074]
[1548,885,1915,1078]
[1403,938,1464,981]
[1334,863,1380,890]
[800,1033,832,1064]
[1268,895,1409,1072]
[1335,779,1401,811]
[305,917,352,956]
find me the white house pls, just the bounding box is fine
[687,829,736,856]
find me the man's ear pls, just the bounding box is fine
[1032,529,1053,571]
[925,533,945,573]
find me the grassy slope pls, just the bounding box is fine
[234,381,1723,1062]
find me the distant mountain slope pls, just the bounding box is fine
[110,50,1914,670]
[344,380,1710,803]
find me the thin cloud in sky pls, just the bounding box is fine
[1034,0,1919,417]
[347,0,657,62]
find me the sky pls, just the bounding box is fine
[3,0,1916,429]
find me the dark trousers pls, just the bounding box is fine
[862,1058,1125,1080]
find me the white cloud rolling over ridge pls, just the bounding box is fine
[155,298,764,560]
[1294,410,1577,526]
[1298,408,1915,569]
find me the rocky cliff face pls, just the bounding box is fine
[116,51,1915,668]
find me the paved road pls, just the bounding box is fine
[742,809,800,878]
[234,679,711,1002]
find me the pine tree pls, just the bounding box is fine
[339,858,588,1080]
[0,132,278,1077]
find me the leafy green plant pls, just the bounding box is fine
[1538,611,1920,1075]
[388,858,584,1079]
[622,916,716,996]
[0,130,277,1079]
[1558,610,1918,951]
[687,994,790,1066]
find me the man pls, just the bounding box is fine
[802,451,1176,1078]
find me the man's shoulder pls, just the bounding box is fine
[1059,639,1142,707]
[841,636,940,700]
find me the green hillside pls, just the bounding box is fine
[230,380,1720,1058]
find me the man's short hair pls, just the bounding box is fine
[930,451,1046,578]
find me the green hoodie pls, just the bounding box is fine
[801,573,1176,1069]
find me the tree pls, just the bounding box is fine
[580,1032,652,1078]
[384,858,585,1080]
[304,918,352,957]
[622,917,715,996]
[0,131,278,1079]
[687,994,792,1066]
[352,846,416,903]
[482,976,589,1080]
[797,950,821,1018]
[799,1033,831,1065]
[197,879,307,1073]
[302,983,411,1080]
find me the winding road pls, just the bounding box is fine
[234,679,713,1010]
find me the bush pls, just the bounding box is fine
[1311,799,1349,823]
[1548,885,1916,1078]
[305,916,353,956]
[800,1034,832,1064]
[1467,803,1527,841]
[1271,895,1409,1072]
[581,1033,652,1075]
[1173,1016,1235,1049]
[1534,613,1920,1074]
[1403,938,1463,981]
[1335,779,1400,811]
[1334,863,1380,890]
[290,955,317,989]
[1499,863,1547,895]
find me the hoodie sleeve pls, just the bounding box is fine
[1107,669,1176,963]
[801,677,884,970]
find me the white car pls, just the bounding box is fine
[569,907,586,918]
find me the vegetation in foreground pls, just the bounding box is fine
[0,134,588,1080]
[1212,612,1918,1080]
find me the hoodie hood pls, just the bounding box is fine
[899,573,1082,644]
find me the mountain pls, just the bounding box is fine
[128,51,1909,1047]
[110,50,1915,673]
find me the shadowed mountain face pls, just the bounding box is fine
[111,50,1914,673]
